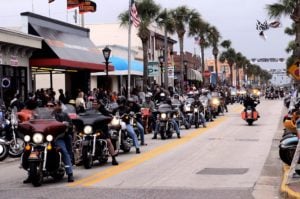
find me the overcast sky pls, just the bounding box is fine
[0,0,292,69]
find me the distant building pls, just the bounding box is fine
[268,69,291,86]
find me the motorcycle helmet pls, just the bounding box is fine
[145,94,151,102]
[187,91,194,98]
[160,92,166,101]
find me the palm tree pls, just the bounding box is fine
[169,6,196,92]
[119,0,160,91]
[267,1,300,58]
[235,52,248,87]
[219,40,236,86]
[207,25,221,85]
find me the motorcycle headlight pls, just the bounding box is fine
[111,117,120,126]
[46,135,53,142]
[24,135,30,142]
[84,125,93,134]
[194,108,199,112]
[185,106,191,112]
[161,113,167,119]
[33,133,44,144]
[212,98,220,106]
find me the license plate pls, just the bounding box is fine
[29,151,38,159]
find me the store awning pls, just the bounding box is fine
[29,24,113,72]
[92,56,143,76]
[187,68,203,81]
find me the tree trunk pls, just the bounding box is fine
[214,55,218,85]
[201,46,205,85]
[229,64,233,86]
[179,36,184,93]
[142,40,149,92]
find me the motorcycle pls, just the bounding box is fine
[108,115,132,153]
[18,107,67,187]
[72,109,112,169]
[0,108,9,161]
[183,98,195,125]
[210,97,221,117]
[172,101,190,130]
[241,105,259,125]
[155,104,176,139]
[200,95,213,122]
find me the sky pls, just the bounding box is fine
[0,0,293,70]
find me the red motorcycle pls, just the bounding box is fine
[19,108,67,187]
[241,106,259,125]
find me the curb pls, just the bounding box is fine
[281,165,300,199]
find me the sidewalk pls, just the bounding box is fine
[281,165,300,199]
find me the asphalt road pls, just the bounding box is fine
[0,99,284,199]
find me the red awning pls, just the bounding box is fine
[30,58,113,72]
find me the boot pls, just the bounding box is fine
[177,134,181,139]
[68,173,74,183]
[152,135,157,139]
[112,156,119,166]
[136,148,141,154]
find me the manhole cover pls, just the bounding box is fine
[197,168,249,175]
[235,138,259,142]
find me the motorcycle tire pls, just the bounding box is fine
[29,162,43,187]
[9,138,24,158]
[184,122,191,129]
[279,147,298,165]
[247,120,253,126]
[121,141,131,153]
[82,146,93,169]
[195,122,199,129]
[0,143,9,161]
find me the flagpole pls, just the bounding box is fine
[127,0,132,98]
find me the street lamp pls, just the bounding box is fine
[102,46,111,90]
[159,55,164,87]
[183,60,188,83]
[102,46,111,77]
[212,46,219,85]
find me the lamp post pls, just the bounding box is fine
[102,46,111,89]
[159,55,164,87]
[212,46,219,85]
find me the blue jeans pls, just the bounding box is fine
[137,122,145,143]
[155,119,180,136]
[56,139,73,175]
[126,124,140,148]
[196,113,206,126]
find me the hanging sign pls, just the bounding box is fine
[79,0,96,14]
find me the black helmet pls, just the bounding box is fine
[117,96,126,105]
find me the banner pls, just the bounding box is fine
[79,0,96,14]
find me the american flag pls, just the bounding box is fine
[131,0,141,28]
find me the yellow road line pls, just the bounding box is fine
[69,105,242,187]
[281,165,300,198]
[69,117,227,187]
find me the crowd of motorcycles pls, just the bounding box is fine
[279,92,300,174]
[0,88,259,187]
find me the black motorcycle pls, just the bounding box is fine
[72,110,112,169]
[108,115,132,153]
[155,104,176,139]
[19,108,67,187]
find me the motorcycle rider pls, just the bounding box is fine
[96,99,119,165]
[243,94,260,116]
[191,94,207,128]
[152,92,181,139]
[23,101,75,183]
[141,94,156,133]
[127,97,146,146]
[113,96,141,154]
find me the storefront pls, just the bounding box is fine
[0,27,42,106]
[21,12,113,98]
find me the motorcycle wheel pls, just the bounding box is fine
[279,148,296,165]
[0,143,9,161]
[29,162,43,187]
[9,138,24,157]
[82,146,93,169]
[247,120,253,126]
[121,141,131,153]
